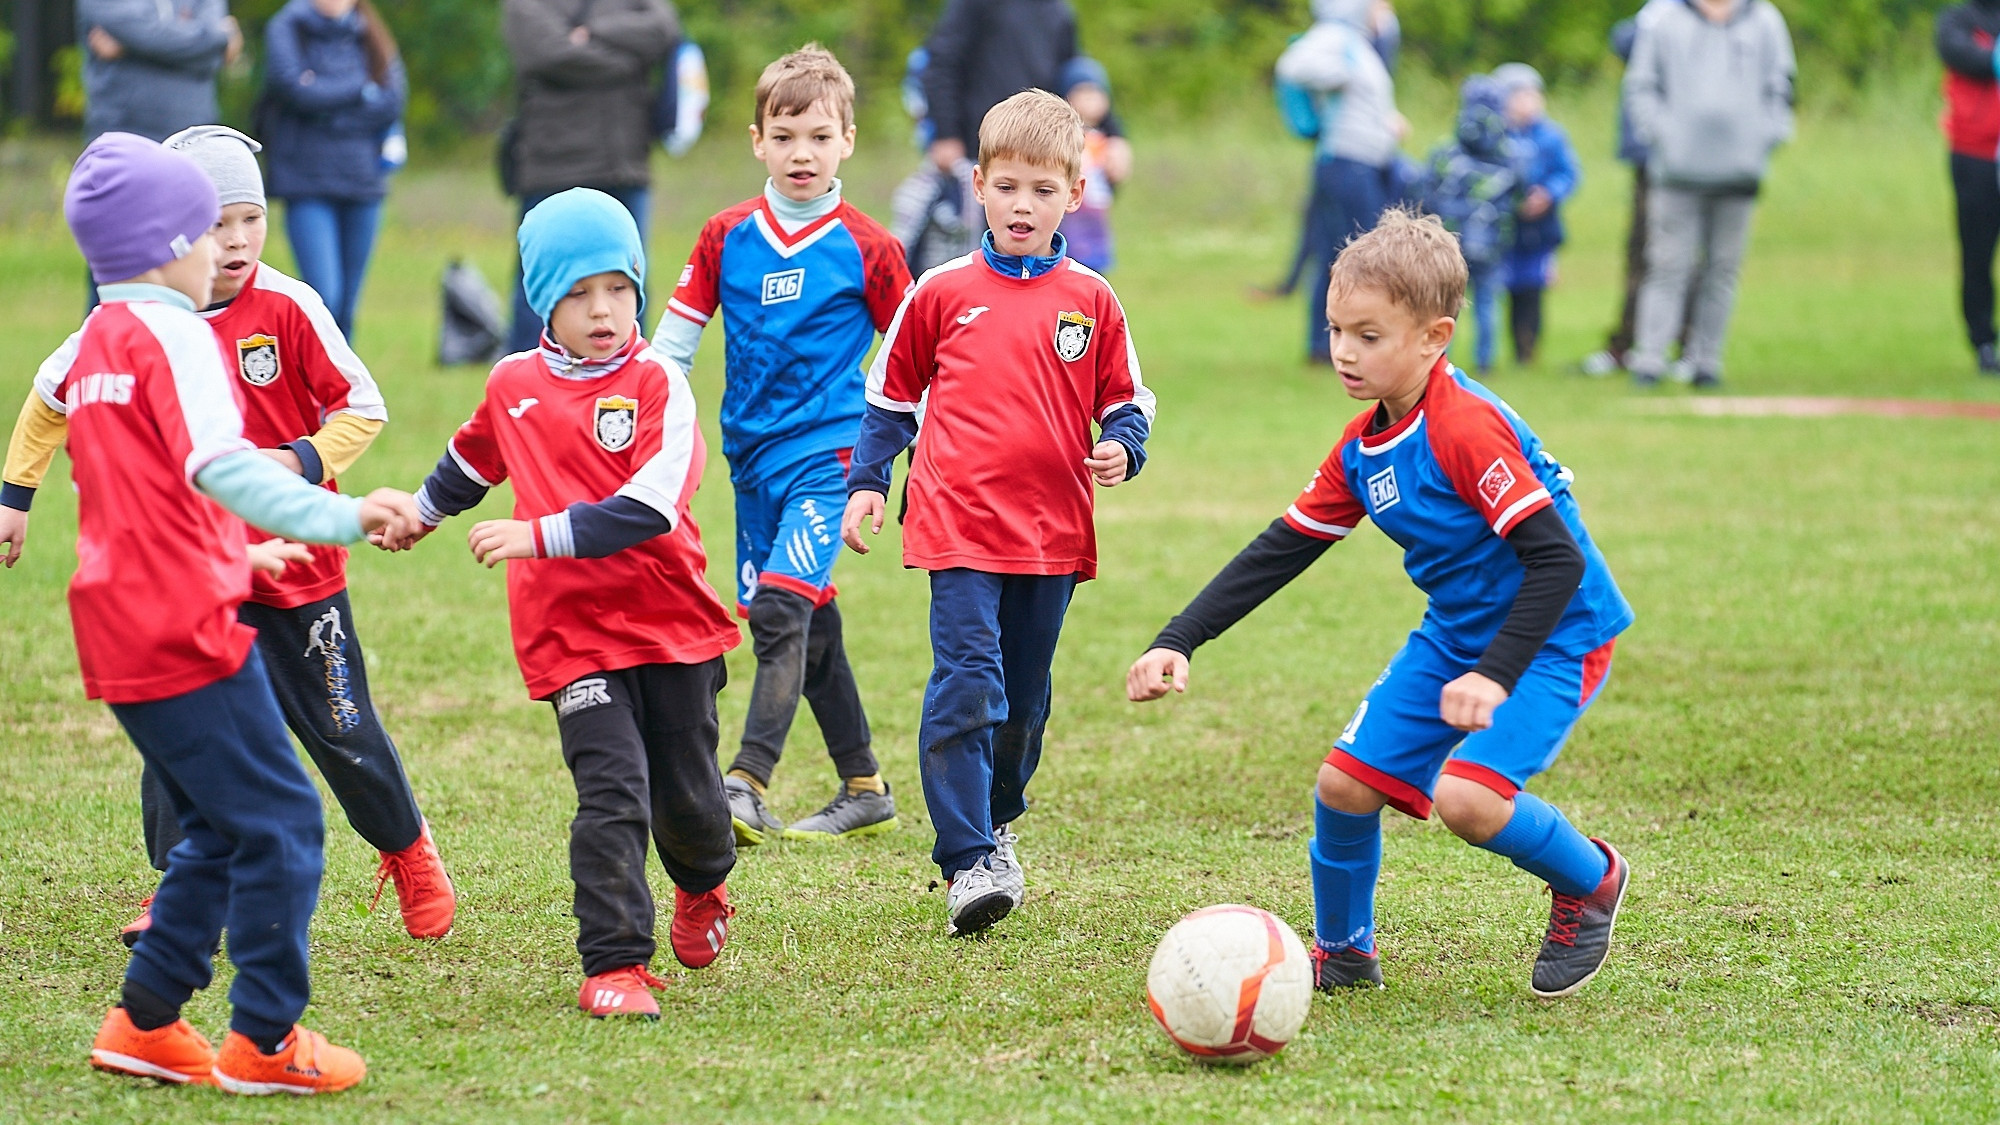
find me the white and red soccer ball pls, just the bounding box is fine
[1146,904,1312,1065]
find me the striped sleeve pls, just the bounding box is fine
[1432,397,1553,537]
[612,351,700,529]
[1283,446,1366,541]
[263,267,387,422]
[33,329,84,415]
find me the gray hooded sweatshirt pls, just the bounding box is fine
[77,0,232,143]
[1275,0,1399,168]
[1624,0,1796,194]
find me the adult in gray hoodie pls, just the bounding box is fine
[1275,0,1402,362]
[77,0,242,145]
[1623,0,1795,387]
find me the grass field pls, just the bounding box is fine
[3,84,2000,1123]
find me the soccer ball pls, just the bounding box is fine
[1146,905,1312,1065]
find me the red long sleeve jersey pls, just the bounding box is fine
[867,255,1150,578]
[34,263,387,608]
[56,299,258,703]
[445,342,740,698]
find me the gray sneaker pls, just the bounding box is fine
[988,824,1025,903]
[724,775,786,846]
[946,856,1016,937]
[782,783,900,842]
[1530,840,1630,999]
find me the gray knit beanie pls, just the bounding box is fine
[163,125,266,209]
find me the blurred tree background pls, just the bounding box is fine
[0,0,1959,142]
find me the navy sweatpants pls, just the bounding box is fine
[920,569,1076,879]
[112,648,325,1046]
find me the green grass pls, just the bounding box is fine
[4,88,2000,1123]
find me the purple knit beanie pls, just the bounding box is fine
[64,133,220,285]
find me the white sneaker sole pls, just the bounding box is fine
[91,1049,205,1084]
[213,1068,333,1095]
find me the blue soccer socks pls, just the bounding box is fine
[1475,791,1608,897]
[1309,800,1382,954]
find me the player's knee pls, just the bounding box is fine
[1433,775,1512,844]
[747,587,813,643]
[1316,763,1386,815]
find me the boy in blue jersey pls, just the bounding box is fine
[1128,207,1633,999]
[657,46,913,845]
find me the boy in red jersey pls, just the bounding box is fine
[46,134,419,1093]
[656,46,912,845]
[842,91,1156,936]
[0,125,455,946]
[388,188,742,1019]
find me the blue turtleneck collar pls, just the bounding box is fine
[981,230,1067,280]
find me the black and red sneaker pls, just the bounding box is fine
[1311,943,1385,992]
[1531,839,1630,999]
[119,894,154,950]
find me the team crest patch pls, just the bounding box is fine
[593,396,638,452]
[1476,457,1516,508]
[237,334,280,386]
[1365,465,1401,513]
[1053,310,1096,362]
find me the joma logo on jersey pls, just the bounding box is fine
[557,678,613,717]
[594,396,638,452]
[1366,466,1401,513]
[761,268,805,306]
[237,334,280,386]
[65,372,135,408]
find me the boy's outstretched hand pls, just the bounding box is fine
[1439,671,1508,732]
[1086,440,1128,487]
[1127,647,1190,701]
[246,538,312,576]
[358,488,423,545]
[469,519,535,567]
[0,507,26,568]
[842,491,886,554]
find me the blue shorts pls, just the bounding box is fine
[1326,629,1617,819]
[732,449,849,615]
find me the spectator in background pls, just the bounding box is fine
[77,0,242,144]
[1275,0,1402,364]
[1624,0,1795,389]
[921,0,1120,172]
[1059,57,1131,274]
[262,0,406,339]
[1493,63,1579,367]
[502,0,678,353]
[1936,0,2000,376]
[1421,75,1518,376]
[1580,0,1675,378]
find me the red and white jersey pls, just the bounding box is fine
[867,255,1152,578]
[445,338,739,698]
[51,297,257,703]
[36,263,386,608]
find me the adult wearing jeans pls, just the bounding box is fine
[262,0,405,338]
[1938,0,2000,375]
[1623,0,1795,389]
[503,0,678,353]
[1275,0,1402,364]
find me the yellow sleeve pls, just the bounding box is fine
[4,393,69,491]
[301,412,385,481]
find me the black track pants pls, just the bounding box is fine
[728,590,876,786]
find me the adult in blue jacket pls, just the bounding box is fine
[262,0,406,338]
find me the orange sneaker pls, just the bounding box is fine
[578,964,667,1019]
[670,884,734,969]
[90,1006,214,1085]
[212,1025,365,1095]
[373,822,455,940]
[119,894,154,949]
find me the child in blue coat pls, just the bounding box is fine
[1493,63,1580,366]
[1421,75,1518,376]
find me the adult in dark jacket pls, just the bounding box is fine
[262,0,406,338]
[921,0,1087,171]
[1938,0,2000,375]
[77,0,241,144]
[503,0,678,352]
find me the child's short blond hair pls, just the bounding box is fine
[977,90,1085,181]
[1328,206,1468,323]
[754,44,855,130]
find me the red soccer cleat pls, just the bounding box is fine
[212,1025,366,1095]
[670,884,734,969]
[373,822,455,940]
[90,1006,214,1085]
[119,894,154,949]
[578,964,668,1019]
